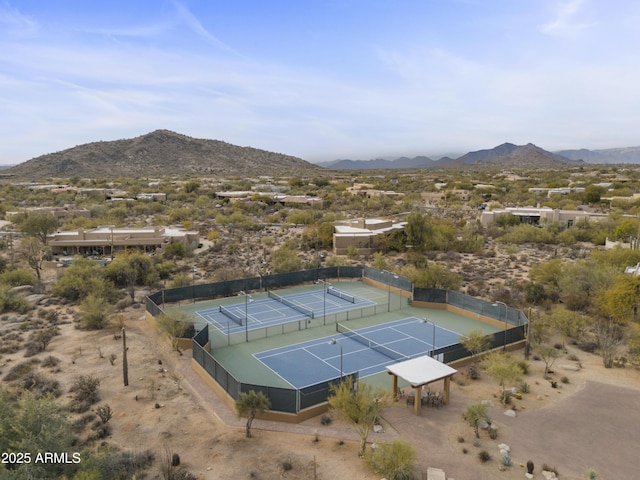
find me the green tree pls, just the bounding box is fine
[372,252,388,271]
[534,343,561,374]
[558,260,618,312]
[157,310,190,352]
[20,214,58,245]
[364,440,417,480]
[481,352,523,401]
[105,250,157,301]
[460,329,491,360]
[328,376,388,456]
[597,275,640,323]
[1,390,75,479]
[270,245,302,273]
[53,256,115,301]
[405,211,427,250]
[462,402,491,439]
[549,307,588,348]
[584,185,603,204]
[20,237,47,281]
[79,294,113,329]
[235,390,271,438]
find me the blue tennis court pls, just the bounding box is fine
[254,317,462,388]
[196,288,376,335]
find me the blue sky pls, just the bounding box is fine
[1,0,639,165]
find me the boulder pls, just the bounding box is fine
[503,409,516,417]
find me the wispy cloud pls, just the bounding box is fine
[540,0,595,35]
[0,1,38,35]
[171,0,240,55]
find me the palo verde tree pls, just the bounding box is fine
[105,250,157,301]
[462,402,491,439]
[460,329,491,361]
[156,310,191,353]
[20,213,58,245]
[481,352,524,402]
[328,376,389,457]
[235,390,271,438]
[79,294,114,330]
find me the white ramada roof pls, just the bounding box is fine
[386,355,457,387]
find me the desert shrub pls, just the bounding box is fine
[500,391,512,404]
[502,455,512,467]
[70,375,100,404]
[561,376,570,384]
[281,460,293,471]
[92,423,112,439]
[542,464,559,475]
[72,413,96,432]
[472,438,480,447]
[467,364,480,380]
[457,436,465,443]
[567,353,580,361]
[554,343,563,350]
[81,449,155,479]
[516,360,530,375]
[577,341,598,354]
[478,450,491,463]
[4,359,40,381]
[364,440,417,480]
[488,427,498,440]
[584,467,601,480]
[0,285,33,314]
[320,414,333,425]
[42,355,60,368]
[95,404,113,424]
[21,371,60,398]
[0,268,37,286]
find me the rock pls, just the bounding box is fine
[25,294,48,306]
[479,421,491,430]
[498,443,510,453]
[542,470,558,480]
[559,364,580,371]
[525,474,534,479]
[503,409,516,417]
[373,424,385,433]
[9,285,34,296]
[480,399,495,407]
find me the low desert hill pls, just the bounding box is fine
[5,130,321,179]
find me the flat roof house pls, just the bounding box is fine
[47,226,199,257]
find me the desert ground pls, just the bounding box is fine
[3,298,634,480]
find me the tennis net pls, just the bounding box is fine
[219,305,244,326]
[336,323,409,362]
[327,286,356,303]
[268,290,314,318]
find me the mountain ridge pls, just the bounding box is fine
[5,130,321,179]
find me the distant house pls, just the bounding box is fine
[135,193,167,202]
[333,218,407,255]
[47,226,199,257]
[480,207,609,228]
[6,205,91,221]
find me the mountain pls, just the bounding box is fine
[324,143,577,170]
[317,156,434,170]
[5,130,321,179]
[555,146,640,164]
[435,142,576,168]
